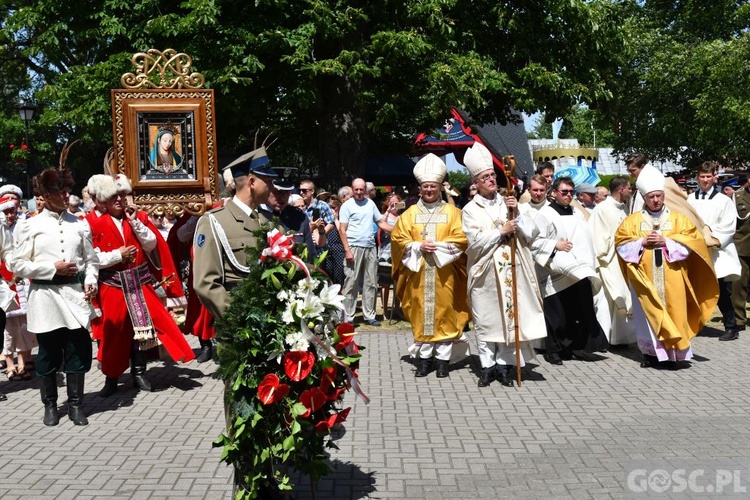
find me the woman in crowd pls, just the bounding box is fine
[323,196,346,287]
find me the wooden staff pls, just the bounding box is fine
[509,229,522,387]
[501,157,522,387]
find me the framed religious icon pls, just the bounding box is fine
[110,49,219,216]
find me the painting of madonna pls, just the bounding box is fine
[149,128,183,175]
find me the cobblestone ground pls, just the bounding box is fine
[1,316,748,499]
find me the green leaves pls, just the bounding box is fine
[0,0,627,190]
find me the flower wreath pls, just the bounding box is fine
[213,223,367,498]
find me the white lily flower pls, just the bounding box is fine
[319,283,345,310]
[297,278,319,294]
[267,348,285,364]
[300,320,332,360]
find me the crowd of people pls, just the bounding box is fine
[0,143,743,424]
[389,146,736,388]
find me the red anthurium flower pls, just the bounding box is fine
[299,387,327,418]
[283,351,315,381]
[320,365,337,387]
[320,366,344,401]
[314,407,351,434]
[336,322,355,335]
[335,323,356,351]
[336,407,351,423]
[258,373,290,405]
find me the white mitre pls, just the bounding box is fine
[463,142,494,178]
[413,153,446,184]
[635,164,665,196]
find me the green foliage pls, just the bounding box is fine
[212,221,360,497]
[606,0,750,169]
[446,170,472,191]
[0,0,624,190]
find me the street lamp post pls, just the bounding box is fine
[16,100,36,200]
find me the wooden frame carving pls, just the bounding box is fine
[111,88,218,216]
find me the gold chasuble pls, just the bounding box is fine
[615,209,718,351]
[391,201,470,342]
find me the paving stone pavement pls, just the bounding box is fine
[1,322,749,499]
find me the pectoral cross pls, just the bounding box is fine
[415,212,449,241]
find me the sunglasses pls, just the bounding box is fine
[556,189,574,195]
[299,188,313,193]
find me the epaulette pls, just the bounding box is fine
[208,205,226,214]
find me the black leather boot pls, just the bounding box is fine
[40,375,60,426]
[196,338,213,363]
[99,376,119,397]
[415,357,432,377]
[436,360,450,378]
[477,367,495,387]
[131,350,152,391]
[497,366,515,387]
[66,373,88,426]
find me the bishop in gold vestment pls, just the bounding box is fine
[391,154,470,378]
[615,167,718,367]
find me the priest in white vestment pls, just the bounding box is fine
[518,174,549,221]
[588,176,636,346]
[534,177,608,365]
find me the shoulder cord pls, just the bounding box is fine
[207,213,252,276]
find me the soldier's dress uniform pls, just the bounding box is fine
[257,166,317,262]
[191,147,279,498]
[193,199,270,318]
[192,147,278,321]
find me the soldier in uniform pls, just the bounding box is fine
[192,146,278,498]
[192,147,278,321]
[732,169,750,338]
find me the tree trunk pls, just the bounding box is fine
[316,75,368,190]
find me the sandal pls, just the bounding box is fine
[17,369,32,381]
[6,369,22,382]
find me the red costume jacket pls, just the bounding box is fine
[89,212,194,377]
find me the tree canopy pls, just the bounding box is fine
[0,0,624,191]
[605,0,750,169]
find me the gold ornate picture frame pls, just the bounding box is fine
[111,50,218,216]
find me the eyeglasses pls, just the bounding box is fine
[556,189,574,196]
[299,188,313,193]
[477,172,497,183]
